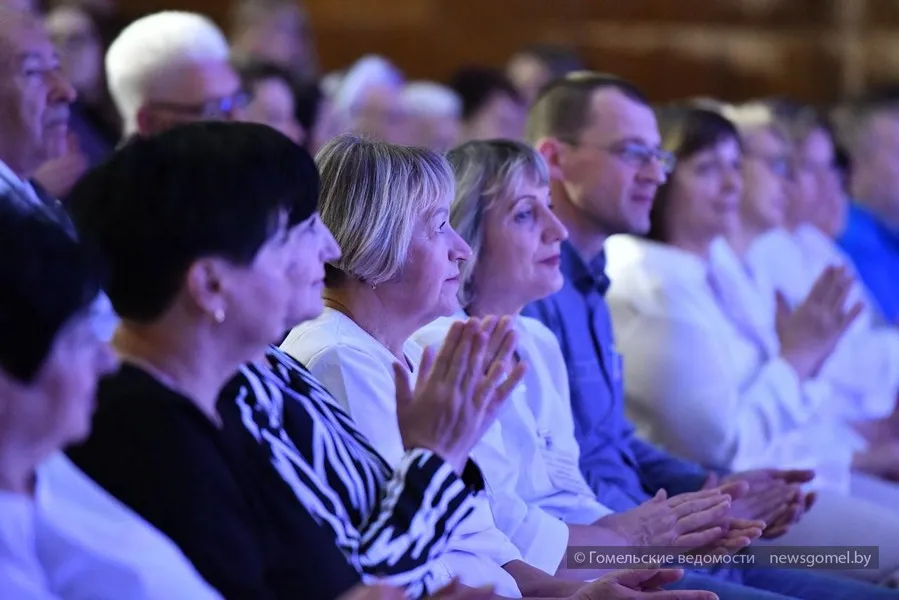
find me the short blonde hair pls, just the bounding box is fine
[315,134,454,286]
[445,139,549,306]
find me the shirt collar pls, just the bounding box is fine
[0,158,40,206]
[560,240,611,296]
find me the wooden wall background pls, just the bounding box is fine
[117,0,899,105]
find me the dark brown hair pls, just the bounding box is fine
[647,104,741,243]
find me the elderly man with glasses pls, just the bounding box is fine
[105,11,249,141]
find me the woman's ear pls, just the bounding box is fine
[184,258,227,322]
[535,137,565,182]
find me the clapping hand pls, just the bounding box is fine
[572,569,719,600]
[394,317,527,474]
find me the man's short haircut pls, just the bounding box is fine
[525,71,649,143]
[105,11,230,135]
[0,197,104,383]
[67,122,319,323]
[449,67,523,122]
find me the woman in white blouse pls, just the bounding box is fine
[0,203,223,599]
[280,135,750,599]
[603,104,899,583]
[736,104,899,457]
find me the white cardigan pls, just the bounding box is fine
[604,235,862,493]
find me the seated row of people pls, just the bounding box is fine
[3,6,899,595]
[1,121,721,600]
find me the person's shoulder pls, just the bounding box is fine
[74,365,221,465]
[92,364,189,427]
[281,309,371,364]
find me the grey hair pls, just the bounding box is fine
[315,134,454,286]
[446,139,550,307]
[105,11,230,136]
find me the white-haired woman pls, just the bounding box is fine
[280,135,727,600]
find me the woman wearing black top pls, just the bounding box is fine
[64,122,517,600]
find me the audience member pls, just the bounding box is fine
[834,95,899,323]
[522,72,895,599]
[228,0,318,82]
[294,78,340,153]
[450,67,526,142]
[731,103,899,454]
[235,58,304,144]
[45,1,119,166]
[0,199,224,599]
[106,11,248,140]
[506,44,584,106]
[0,6,77,232]
[332,54,407,144]
[63,122,378,598]
[402,81,461,152]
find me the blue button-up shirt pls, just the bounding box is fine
[523,241,710,509]
[523,241,743,583]
[838,202,899,324]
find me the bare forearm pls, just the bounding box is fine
[551,524,622,580]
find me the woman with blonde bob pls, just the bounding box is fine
[281,134,725,600]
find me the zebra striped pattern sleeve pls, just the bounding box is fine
[227,356,479,599]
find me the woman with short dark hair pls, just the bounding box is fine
[65,121,514,600]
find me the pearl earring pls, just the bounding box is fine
[213,308,226,324]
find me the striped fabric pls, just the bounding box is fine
[220,346,476,598]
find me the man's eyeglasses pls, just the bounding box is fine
[561,139,677,175]
[149,90,252,121]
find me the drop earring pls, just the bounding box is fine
[213,308,226,324]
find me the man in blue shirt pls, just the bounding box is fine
[836,98,899,324]
[522,72,899,599]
